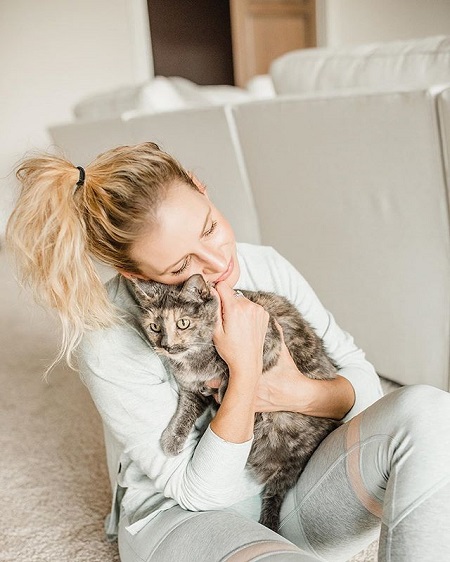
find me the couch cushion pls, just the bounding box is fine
[271,35,450,95]
[231,91,450,390]
[437,87,450,194]
[73,77,253,122]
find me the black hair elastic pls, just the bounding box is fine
[76,166,85,188]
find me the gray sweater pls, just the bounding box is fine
[78,243,383,538]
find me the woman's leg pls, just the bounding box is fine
[279,385,450,562]
[118,506,320,562]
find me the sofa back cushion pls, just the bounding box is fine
[271,35,450,95]
[231,91,450,390]
[437,87,450,195]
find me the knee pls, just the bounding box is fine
[390,384,450,433]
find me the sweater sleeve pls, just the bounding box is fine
[264,248,384,422]
[78,322,258,512]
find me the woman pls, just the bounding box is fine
[6,142,450,562]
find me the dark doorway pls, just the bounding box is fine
[147,0,234,85]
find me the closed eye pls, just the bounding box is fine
[171,220,216,276]
[203,220,217,237]
[172,256,191,276]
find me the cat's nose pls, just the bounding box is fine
[161,344,176,354]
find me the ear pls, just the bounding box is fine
[180,274,210,301]
[129,278,163,307]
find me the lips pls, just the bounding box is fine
[214,258,234,285]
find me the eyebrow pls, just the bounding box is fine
[158,208,212,275]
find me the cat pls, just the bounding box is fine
[130,274,342,531]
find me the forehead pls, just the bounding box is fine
[131,183,209,273]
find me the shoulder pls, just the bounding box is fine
[87,273,145,346]
[78,274,164,380]
[236,243,330,333]
[236,243,306,295]
[236,242,280,264]
[236,242,281,284]
[104,273,136,310]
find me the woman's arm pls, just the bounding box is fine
[210,282,268,442]
[254,329,355,420]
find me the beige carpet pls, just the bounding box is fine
[1,247,396,561]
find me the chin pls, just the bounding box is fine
[158,348,184,359]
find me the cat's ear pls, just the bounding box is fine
[180,274,210,301]
[129,278,163,306]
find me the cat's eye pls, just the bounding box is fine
[149,323,161,333]
[176,318,190,330]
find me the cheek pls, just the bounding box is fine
[178,331,191,346]
[144,328,159,346]
[142,317,161,342]
[218,216,235,244]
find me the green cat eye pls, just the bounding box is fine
[149,323,161,333]
[176,318,190,330]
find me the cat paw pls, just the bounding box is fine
[160,428,185,456]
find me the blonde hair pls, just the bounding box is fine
[6,142,196,369]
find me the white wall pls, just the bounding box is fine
[320,0,450,47]
[0,0,152,234]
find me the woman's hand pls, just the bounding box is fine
[209,282,269,443]
[212,282,269,379]
[255,324,356,420]
[254,326,313,412]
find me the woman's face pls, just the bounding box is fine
[129,181,240,287]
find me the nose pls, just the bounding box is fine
[160,339,175,353]
[160,334,169,349]
[198,244,227,277]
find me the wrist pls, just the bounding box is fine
[225,369,260,409]
[209,368,260,443]
[300,375,355,420]
[226,356,263,376]
[291,374,317,415]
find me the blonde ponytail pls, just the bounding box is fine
[6,154,116,370]
[6,143,194,371]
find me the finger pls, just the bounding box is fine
[210,285,221,311]
[274,319,284,343]
[214,283,244,332]
[210,285,225,337]
[214,281,239,303]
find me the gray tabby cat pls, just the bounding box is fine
[131,274,341,531]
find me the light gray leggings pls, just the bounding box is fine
[118,385,450,561]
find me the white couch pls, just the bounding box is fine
[49,36,450,392]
